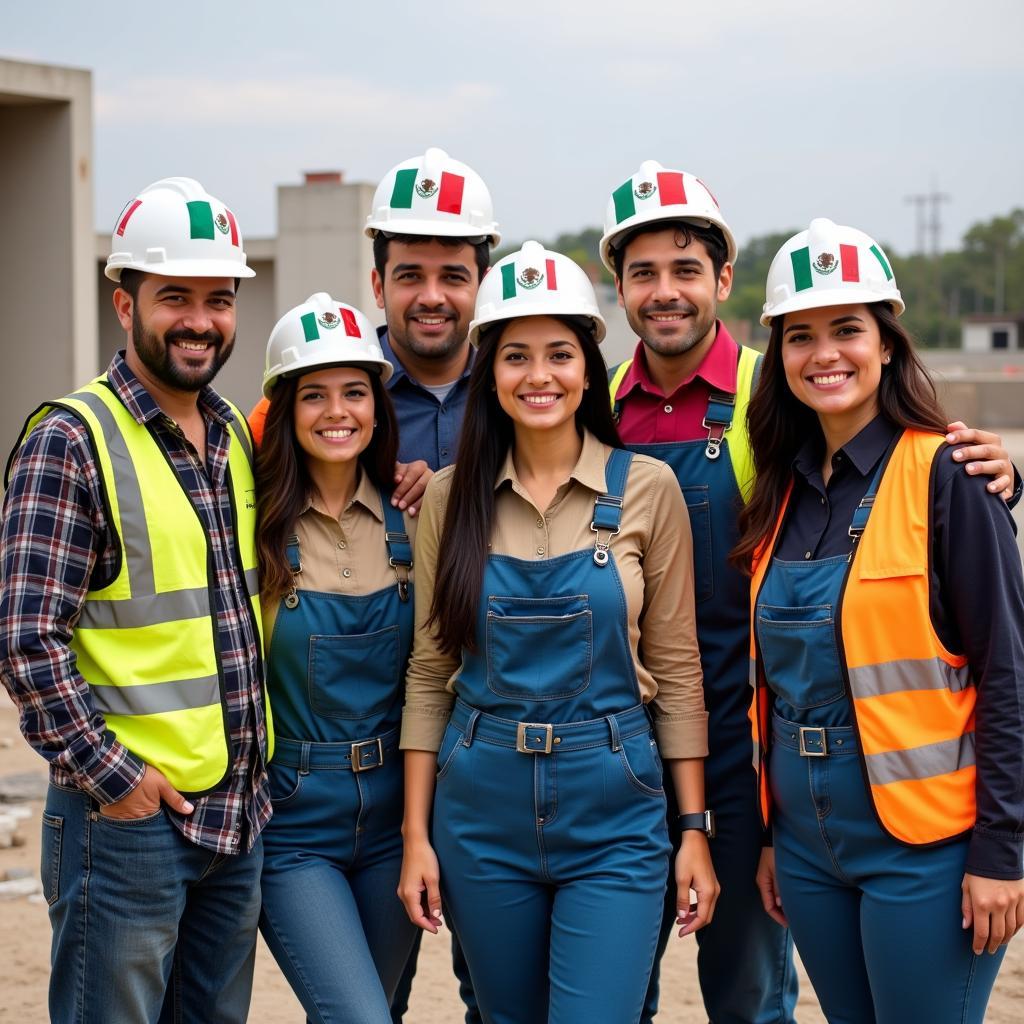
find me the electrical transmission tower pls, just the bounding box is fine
[904,187,951,256]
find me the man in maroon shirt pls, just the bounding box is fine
[599,160,1018,1024]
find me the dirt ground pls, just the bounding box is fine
[2,705,1023,1021]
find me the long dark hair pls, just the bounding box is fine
[256,370,399,599]
[427,316,622,656]
[732,302,948,573]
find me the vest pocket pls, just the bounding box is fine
[756,603,845,710]
[41,812,63,906]
[308,626,401,720]
[681,486,713,604]
[486,595,592,701]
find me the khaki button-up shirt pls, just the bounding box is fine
[401,431,707,759]
[263,469,416,640]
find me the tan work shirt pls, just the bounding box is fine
[400,430,707,759]
[262,468,416,640]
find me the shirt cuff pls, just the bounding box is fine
[1007,466,1023,512]
[652,712,709,760]
[965,827,1024,880]
[400,707,452,753]
[65,732,147,805]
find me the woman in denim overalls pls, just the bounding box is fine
[398,243,719,1024]
[255,293,419,1023]
[735,220,1024,1023]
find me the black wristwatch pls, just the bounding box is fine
[678,811,715,839]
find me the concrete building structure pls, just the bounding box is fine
[962,313,1024,352]
[0,58,96,462]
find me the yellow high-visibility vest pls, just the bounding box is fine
[14,378,273,795]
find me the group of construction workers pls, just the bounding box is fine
[1,147,1022,1024]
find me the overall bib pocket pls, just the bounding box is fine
[681,486,713,604]
[485,594,593,701]
[308,626,401,720]
[757,603,845,709]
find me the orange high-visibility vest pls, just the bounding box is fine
[749,429,975,846]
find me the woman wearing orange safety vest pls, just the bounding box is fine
[733,218,1024,1024]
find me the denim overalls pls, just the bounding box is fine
[755,462,1005,1024]
[259,493,418,1024]
[625,387,797,1024]
[432,449,672,1024]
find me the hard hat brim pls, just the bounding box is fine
[262,356,394,399]
[105,258,257,283]
[760,288,905,327]
[467,308,607,349]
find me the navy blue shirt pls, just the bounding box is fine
[775,415,1024,879]
[379,328,472,471]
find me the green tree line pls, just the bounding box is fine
[500,209,1024,349]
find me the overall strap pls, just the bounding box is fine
[847,433,899,542]
[591,448,633,566]
[283,534,302,608]
[381,490,412,602]
[702,389,735,461]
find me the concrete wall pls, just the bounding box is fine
[0,59,94,458]
[275,180,377,324]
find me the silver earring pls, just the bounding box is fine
[373,420,378,427]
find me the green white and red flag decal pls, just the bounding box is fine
[501,258,558,300]
[390,168,465,214]
[186,201,241,245]
[300,307,362,343]
[612,171,688,223]
[789,244,892,291]
[115,199,143,237]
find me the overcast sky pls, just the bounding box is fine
[4,0,1022,257]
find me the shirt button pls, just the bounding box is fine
[663,404,673,414]
[337,541,347,549]
[536,546,545,555]
[804,551,812,560]
[820,497,825,505]
[441,449,448,458]
[536,518,544,528]
[342,568,352,578]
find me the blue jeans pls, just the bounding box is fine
[259,741,418,1024]
[42,782,262,1024]
[770,717,1005,1024]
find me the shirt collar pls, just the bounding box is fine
[107,351,232,427]
[793,414,899,482]
[303,467,385,523]
[614,321,739,401]
[378,327,474,390]
[495,429,609,495]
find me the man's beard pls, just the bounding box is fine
[388,305,465,361]
[132,314,234,392]
[628,302,716,358]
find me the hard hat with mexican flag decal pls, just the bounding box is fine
[365,147,500,246]
[468,241,605,347]
[105,177,255,282]
[599,160,737,274]
[761,218,904,326]
[262,293,391,398]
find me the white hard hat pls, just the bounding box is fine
[599,160,737,274]
[761,218,904,326]
[365,147,500,246]
[467,241,605,347]
[262,293,392,398]
[105,177,255,282]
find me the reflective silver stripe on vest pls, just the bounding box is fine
[71,389,157,596]
[865,731,976,786]
[90,675,221,716]
[227,413,253,468]
[77,569,259,628]
[849,657,971,699]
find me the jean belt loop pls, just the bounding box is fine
[299,741,311,775]
[607,714,622,753]
[463,709,480,748]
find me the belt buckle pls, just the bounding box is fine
[798,727,827,757]
[351,737,384,772]
[516,722,554,754]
